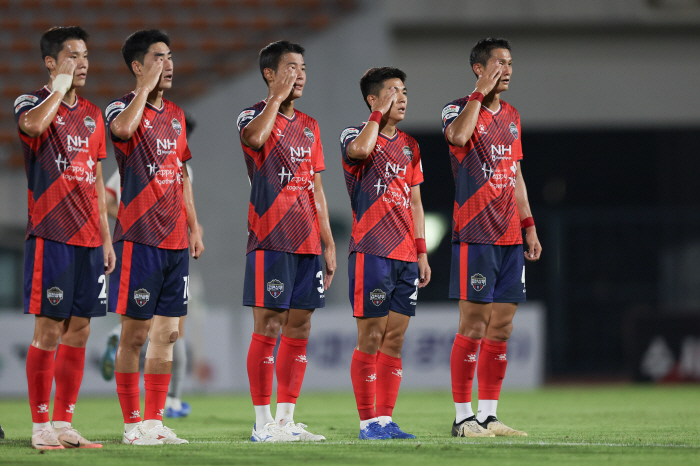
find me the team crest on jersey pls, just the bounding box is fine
[509,122,519,140]
[471,274,486,292]
[134,288,150,307]
[172,118,182,136]
[303,127,315,143]
[370,289,386,306]
[83,116,96,133]
[402,146,413,161]
[47,287,63,305]
[267,279,284,298]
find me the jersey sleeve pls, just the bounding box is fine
[340,125,362,168]
[96,112,107,160]
[411,140,424,186]
[312,122,325,173]
[105,98,127,142]
[236,106,261,134]
[514,112,523,162]
[14,93,42,124]
[441,100,463,138]
[180,111,192,162]
[105,168,120,200]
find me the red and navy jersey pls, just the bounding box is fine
[442,97,523,245]
[340,124,424,262]
[106,93,191,249]
[15,87,106,247]
[237,101,325,255]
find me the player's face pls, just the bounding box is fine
[379,78,407,123]
[276,52,305,100]
[143,42,173,90]
[486,48,512,93]
[56,39,88,88]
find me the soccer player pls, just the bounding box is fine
[106,29,204,445]
[237,40,336,442]
[443,38,541,437]
[15,26,115,449]
[341,67,431,440]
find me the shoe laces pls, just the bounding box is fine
[367,421,385,435]
[459,419,483,435]
[152,425,177,437]
[36,427,58,441]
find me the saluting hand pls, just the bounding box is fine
[474,61,503,96]
[50,58,76,95]
[143,58,164,93]
[371,87,397,117]
[268,66,297,103]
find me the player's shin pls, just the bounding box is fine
[26,346,56,425]
[247,333,276,428]
[375,351,402,426]
[351,349,378,427]
[451,333,480,422]
[476,338,507,422]
[275,335,308,426]
[52,345,86,424]
[143,316,179,428]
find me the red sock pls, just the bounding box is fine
[26,345,56,423]
[115,372,142,423]
[376,352,402,417]
[144,373,171,421]
[451,334,481,403]
[351,349,377,421]
[276,335,308,404]
[52,344,85,423]
[477,339,508,400]
[247,333,277,405]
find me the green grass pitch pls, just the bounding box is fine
[1,386,698,465]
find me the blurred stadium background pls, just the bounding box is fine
[1,0,700,399]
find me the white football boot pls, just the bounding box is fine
[53,425,103,448]
[122,423,164,445]
[149,424,189,444]
[477,416,528,436]
[251,422,300,443]
[281,422,326,441]
[451,416,495,438]
[31,425,65,450]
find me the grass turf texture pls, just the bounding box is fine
[0,386,698,465]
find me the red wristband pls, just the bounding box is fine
[368,111,382,124]
[521,217,535,229]
[415,238,427,254]
[468,92,484,104]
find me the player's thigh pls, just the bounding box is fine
[60,316,92,347]
[109,241,166,319]
[356,314,389,351]
[243,249,295,310]
[485,302,518,341]
[389,260,419,317]
[120,315,152,347]
[284,308,314,335]
[449,242,500,302]
[348,252,395,318]
[154,248,189,318]
[492,244,526,304]
[71,245,107,318]
[381,310,411,355]
[24,237,75,318]
[289,254,324,310]
[458,299,493,338]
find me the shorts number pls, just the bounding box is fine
[316,270,324,294]
[409,278,419,300]
[183,275,190,299]
[521,266,525,285]
[98,275,107,299]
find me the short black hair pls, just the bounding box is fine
[40,26,89,61]
[258,40,305,85]
[122,29,170,76]
[469,37,511,75]
[359,67,406,110]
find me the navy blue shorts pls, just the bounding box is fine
[243,249,324,310]
[24,237,106,318]
[348,252,419,318]
[449,243,526,303]
[108,241,189,319]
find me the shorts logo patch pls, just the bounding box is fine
[267,279,284,298]
[402,145,413,160]
[509,122,519,140]
[134,288,150,307]
[471,273,486,292]
[172,118,182,136]
[303,127,315,143]
[369,289,386,306]
[83,116,96,133]
[47,287,63,305]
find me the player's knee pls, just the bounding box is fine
[383,330,404,353]
[35,326,62,349]
[124,328,149,347]
[488,322,513,341]
[462,320,487,339]
[145,317,180,361]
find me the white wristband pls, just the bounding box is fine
[52,74,73,95]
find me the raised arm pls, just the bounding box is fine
[19,59,76,137]
[182,162,204,259]
[314,173,336,290]
[241,67,296,150]
[411,185,431,288]
[514,162,541,261]
[95,162,116,274]
[109,59,163,140]
[346,88,397,161]
[444,62,502,148]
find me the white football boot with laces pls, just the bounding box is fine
[251,422,300,443]
[149,424,189,444]
[122,423,164,445]
[451,416,495,438]
[477,416,527,436]
[31,425,64,450]
[53,425,103,448]
[281,421,326,441]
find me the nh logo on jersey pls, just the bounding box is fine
[83,116,96,133]
[303,127,314,143]
[471,274,486,292]
[47,287,63,305]
[134,288,150,307]
[386,162,407,177]
[370,289,386,306]
[157,139,177,150]
[491,145,512,157]
[509,122,519,139]
[38,404,49,413]
[171,118,182,135]
[267,279,284,298]
[402,146,413,161]
[290,146,311,159]
[67,135,89,148]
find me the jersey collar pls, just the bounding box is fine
[45,86,79,110]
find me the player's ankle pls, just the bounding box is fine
[143,419,163,430]
[52,421,71,429]
[359,418,378,430]
[377,416,392,427]
[32,422,51,432]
